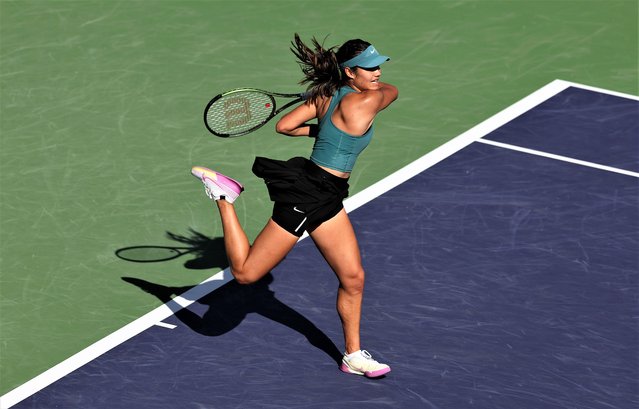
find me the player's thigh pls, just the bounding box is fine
[243,219,299,280]
[309,209,364,279]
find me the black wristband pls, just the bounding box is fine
[308,124,319,138]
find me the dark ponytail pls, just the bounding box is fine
[290,34,341,105]
[291,34,373,104]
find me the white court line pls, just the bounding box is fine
[559,81,639,101]
[0,272,233,409]
[1,79,636,408]
[478,139,639,178]
[155,322,178,330]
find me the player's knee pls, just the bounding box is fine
[231,267,262,285]
[340,267,365,294]
[234,276,256,285]
[232,271,256,285]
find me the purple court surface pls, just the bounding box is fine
[6,81,638,409]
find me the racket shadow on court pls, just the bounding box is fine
[115,230,228,270]
[119,230,342,365]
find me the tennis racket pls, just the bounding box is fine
[204,88,305,137]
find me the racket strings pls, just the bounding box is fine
[206,91,274,135]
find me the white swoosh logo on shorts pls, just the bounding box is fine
[293,206,305,214]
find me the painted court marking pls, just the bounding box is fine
[1,79,636,409]
[155,322,178,330]
[477,139,639,178]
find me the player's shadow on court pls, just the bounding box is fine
[119,230,342,365]
[122,274,342,364]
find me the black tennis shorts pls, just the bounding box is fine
[252,156,350,237]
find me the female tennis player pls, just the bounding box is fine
[191,34,398,378]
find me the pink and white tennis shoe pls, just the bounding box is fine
[191,166,244,204]
[340,350,391,378]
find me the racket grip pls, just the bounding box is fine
[300,91,311,101]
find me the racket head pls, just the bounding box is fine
[115,246,191,263]
[204,88,277,137]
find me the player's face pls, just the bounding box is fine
[346,66,382,92]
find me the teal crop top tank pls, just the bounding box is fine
[310,86,374,173]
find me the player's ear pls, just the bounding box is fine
[343,67,357,80]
